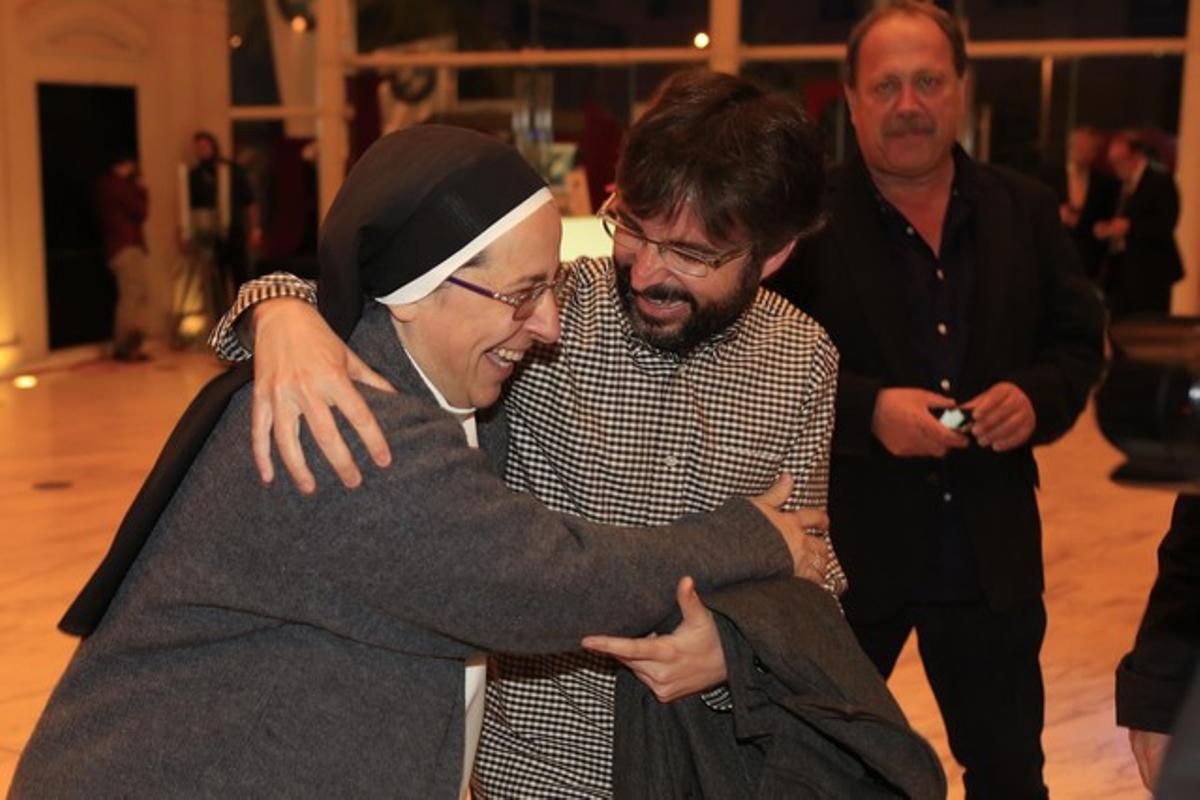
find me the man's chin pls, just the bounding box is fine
[629,312,690,353]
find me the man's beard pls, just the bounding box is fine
[613,258,760,354]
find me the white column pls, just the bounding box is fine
[316,0,348,220]
[708,0,740,75]
[0,2,17,372]
[1172,0,1200,314]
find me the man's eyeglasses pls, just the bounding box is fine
[598,195,752,278]
[445,270,568,321]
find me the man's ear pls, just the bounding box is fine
[759,238,800,283]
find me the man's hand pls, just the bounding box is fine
[581,576,725,703]
[961,381,1036,451]
[1129,728,1170,792]
[749,475,832,584]
[252,298,394,493]
[1094,217,1131,240]
[871,388,969,458]
[1059,203,1080,229]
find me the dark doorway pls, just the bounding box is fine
[38,83,138,349]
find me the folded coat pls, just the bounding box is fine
[614,577,946,799]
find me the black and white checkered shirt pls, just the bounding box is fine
[209,258,839,798]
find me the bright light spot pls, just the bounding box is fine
[693,32,710,49]
[229,34,243,49]
[291,15,308,33]
[13,374,37,389]
[177,313,208,340]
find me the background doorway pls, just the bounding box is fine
[37,83,138,350]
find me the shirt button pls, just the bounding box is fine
[905,225,915,236]
[943,491,953,503]
[940,378,951,391]
[936,269,945,281]
[664,455,679,468]
[936,322,948,336]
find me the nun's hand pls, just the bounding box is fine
[252,298,394,493]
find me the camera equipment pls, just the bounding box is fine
[1096,317,1200,488]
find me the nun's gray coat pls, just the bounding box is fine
[12,304,792,799]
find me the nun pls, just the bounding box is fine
[12,127,818,798]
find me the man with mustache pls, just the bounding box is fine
[768,2,1105,798]
[209,69,844,797]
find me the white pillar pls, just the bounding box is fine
[708,0,740,75]
[316,0,348,220]
[1173,0,1200,314]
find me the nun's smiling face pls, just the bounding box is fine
[391,201,562,409]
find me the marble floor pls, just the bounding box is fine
[0,348,1175,797]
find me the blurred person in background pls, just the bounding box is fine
[1094,131,1184,319]
[95,152,151,362]
[187,131,263,312]
[1042,125,1119,283]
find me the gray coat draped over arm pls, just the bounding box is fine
[12,304,792,800]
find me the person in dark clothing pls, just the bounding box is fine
[1041,125,1119,283]
[1094,131,1184,319]
[188,131,262,311]
[95,153,151,361]
[1116,494,1200,794]
[768,2,1105,797]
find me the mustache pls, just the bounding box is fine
[614,258,697,309]
[635,283,695,306]
[884,114,936,137]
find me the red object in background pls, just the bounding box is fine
[804,79,844,126]
[262,137,315,262]
[348,72,384,170]
[578,101,622,212]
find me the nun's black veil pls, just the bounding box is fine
[60,126,547,636]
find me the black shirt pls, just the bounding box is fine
[870,146,982,603]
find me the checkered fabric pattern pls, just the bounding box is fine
[208,273,317,361]
[209,258,840,798]
[473,257,838,799]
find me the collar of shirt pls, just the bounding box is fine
[401,346,478,447]
[868,144,976,222]
[602,259,745,371]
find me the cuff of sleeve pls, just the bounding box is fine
[1116,653,1191,733]
[207,273,318,361]
[701,684,733,712]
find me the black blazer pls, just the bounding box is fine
[770,154,1106,621]
[1116,494,1200,734]
[1115,165,1184,288]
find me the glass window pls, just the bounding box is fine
[1043,55,1183,169]
[742,0,861,45]
[964,0,1188,41]
[354,1,708,52]
[233,120,320,279]
[971,58,1044,173]
[742,62,850,162]
[345,64,692,214]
